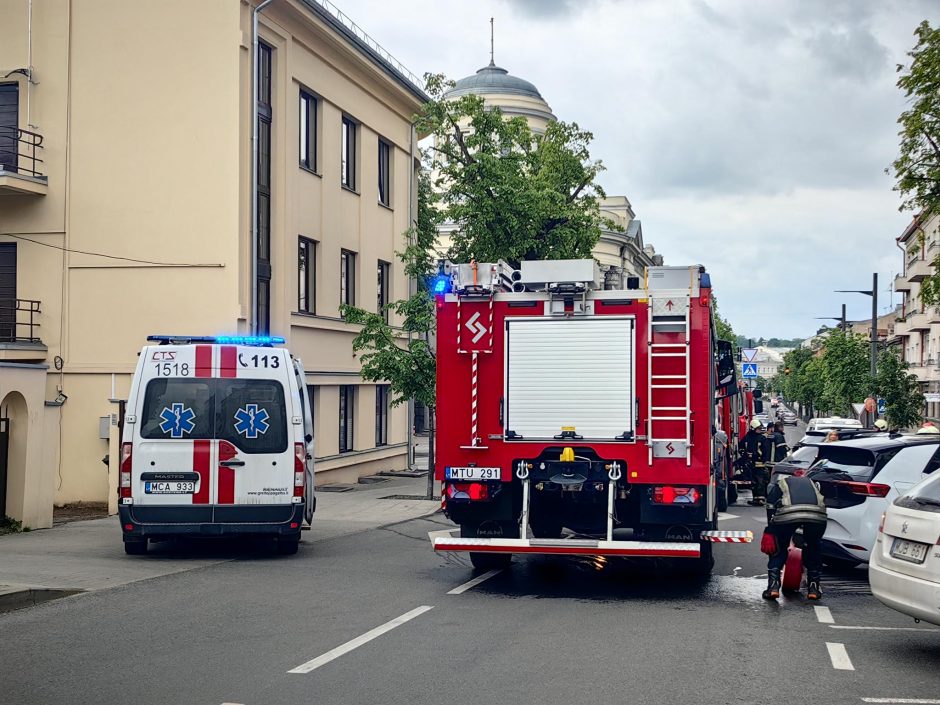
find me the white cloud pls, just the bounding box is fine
[333,0,940,338]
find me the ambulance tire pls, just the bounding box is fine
[463,521,515,571]
[276,537,300,555]
[124,539,147,555]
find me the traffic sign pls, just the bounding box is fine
[877,398,887,414]
[741,348,758,363]
[742,363,758,379]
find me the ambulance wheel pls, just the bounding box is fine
[124,539,147,555]
[276,537,300,555]
[463,520,515,571]
[782,547,803,592]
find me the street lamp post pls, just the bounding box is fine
[835,273,879,426]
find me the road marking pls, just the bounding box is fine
[288,606,434,674]
[826,642,854,671]
[717,512,739,521]
[862,700,940,704]
[814,606,834,624]
[447,569,501,595]
[830,625,940,632]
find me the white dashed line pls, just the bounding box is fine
[826,642,855,671]
[814,606,834,624]
[447,569,502,595]
[717,512,739,521]
[830,625,940,632]
[862,699,940,703]
[288,606,434,674]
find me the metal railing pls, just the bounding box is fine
[0,299,42,343]
[0,127,45,179]
[304,0,423,90]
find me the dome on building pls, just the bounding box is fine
[445,61,546,101]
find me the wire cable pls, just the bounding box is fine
[1,233,224,267]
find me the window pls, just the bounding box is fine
[377,260,390,322]
[256,42,273,334]
[341,250,356,309]
[299,90,317,171]
[298,237,316,314]
[0,84,19,172]
[339,385,355,453]
[341,116,357,189]
[378,139,391,206]
[375,385,389,447]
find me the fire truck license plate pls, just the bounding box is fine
[445,467,501,481]
[144,481,196,494]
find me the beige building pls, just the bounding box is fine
[892,211,940,418]
[0,0,426,528]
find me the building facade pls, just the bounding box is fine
[892,211,940,419]
[0,0,425,527]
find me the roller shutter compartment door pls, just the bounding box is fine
[505,317,634,441]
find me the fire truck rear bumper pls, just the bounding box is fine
[434,537,701,557]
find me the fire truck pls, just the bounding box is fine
[432,259,752,571]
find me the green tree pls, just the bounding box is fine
[818,331,871,417]
[875,347,925,429]
[712,296,736,343]
[418,73,609,264]
[890,21,940,304]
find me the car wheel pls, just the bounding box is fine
[276,537,300,555]
[463,520,516,571]
[124,539,147,555]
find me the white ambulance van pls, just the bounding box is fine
[118,335,315,555]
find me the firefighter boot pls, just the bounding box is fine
[762,570,781,600]
[806,573,822,601]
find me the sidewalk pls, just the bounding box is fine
[0,474,438,605]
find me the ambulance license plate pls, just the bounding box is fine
[890,537,929,564]
[144,481,196,494]
[445,467,501,481]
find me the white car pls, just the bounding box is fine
[807,417,863,432]
[806,437,940,566]
[870,470,940,626]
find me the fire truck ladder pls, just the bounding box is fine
[646,272,694,466]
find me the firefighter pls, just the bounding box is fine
[741,419,766,506]
[874,419,888,431]
[760,474,828,600]
[770,422,789,462]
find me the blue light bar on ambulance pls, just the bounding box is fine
[147,335,286,346]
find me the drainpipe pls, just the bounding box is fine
[407,121,416,469]
[250,0,274,334]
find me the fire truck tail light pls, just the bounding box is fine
[652,486,700,504]
[446,482,489,501]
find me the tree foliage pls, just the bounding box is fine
[875,346,925,429]
[712,296,736,343]
[891,21,940,305]
[341,169,440,409]
[817,332,871,417]
[418,73,609,265]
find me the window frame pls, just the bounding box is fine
[339,385,355,453]
[341,249,356,310]
[377,260,390,323]
[375,384,389,447]
[378,138,391,206]
[341,116,357,191]
[299,89,318,172]
[298,237,317,314]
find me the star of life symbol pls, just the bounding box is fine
[234,404,270,439]
[159,403,197,439]
[465,311,487,344]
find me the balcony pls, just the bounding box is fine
[908,361,940,382]
[0,127,47,196]
[0,299,47,362]
[929,306,940,324]
[907,256,934,283]
[908,309,932,331]
[894,272,911,292]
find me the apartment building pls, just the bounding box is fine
[892,211,940,418]
[0,0,425,527]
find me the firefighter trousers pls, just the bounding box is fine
[767,521,826,579]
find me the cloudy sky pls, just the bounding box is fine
[337,0,939,339]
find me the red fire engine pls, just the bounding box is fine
[432,259,752,571]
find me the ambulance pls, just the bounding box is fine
[118,335,315,555]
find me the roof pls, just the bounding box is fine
[445,62,545,100]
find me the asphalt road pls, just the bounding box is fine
[2,414,938,705]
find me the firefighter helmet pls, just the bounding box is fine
[749,419,762,430]
[874,419,888,430]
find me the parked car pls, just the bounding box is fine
[805,437,940,567]
[780,411,798,426]
[869,470,940,626]
[806,417,864,432]
[794,428,883,448]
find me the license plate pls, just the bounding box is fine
[445,467,501,481]
[890,537,929,564]
[144,481,196,494]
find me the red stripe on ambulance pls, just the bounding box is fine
[219,346,238,378]
[192,439,211,504]
[195,345,213,378]
[217,440,237,504]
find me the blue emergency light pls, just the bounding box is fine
[147,335,286,346]
[431,275,450,294]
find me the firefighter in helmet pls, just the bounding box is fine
[740,419,766,505]
[874,419,888,431]
[760,474,828,600]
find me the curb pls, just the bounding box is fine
[0,586,83,614]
